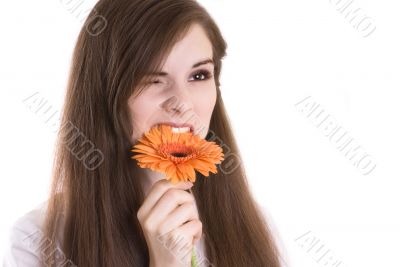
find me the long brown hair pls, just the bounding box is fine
[42,0,283,266]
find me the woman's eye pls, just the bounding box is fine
[189,70,213,81]
[146,79,164,85]
[146,70,212,85]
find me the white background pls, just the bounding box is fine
[1,0,399,266]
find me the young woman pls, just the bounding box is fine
[4,0,286,266]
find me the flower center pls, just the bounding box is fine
[160,143,195,162]
[171,152,187,157]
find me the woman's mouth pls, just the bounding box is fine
[155,122,194,134]
[171,126,191,133]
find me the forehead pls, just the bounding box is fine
[161,24,213,70]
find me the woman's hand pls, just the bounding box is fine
[137,179,202,267]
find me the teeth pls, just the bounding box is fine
[171,127,191,133]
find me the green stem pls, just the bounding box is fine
[187,187,199,267]
[191,247,199,267]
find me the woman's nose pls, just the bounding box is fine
[162,84,194,115]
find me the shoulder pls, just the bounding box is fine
[3,200,48,266]
[256,202,292,267]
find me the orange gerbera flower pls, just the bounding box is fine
[130,124,224,184]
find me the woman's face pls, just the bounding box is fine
[128,23,217,144]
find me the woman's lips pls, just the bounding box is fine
[155,122,194,133]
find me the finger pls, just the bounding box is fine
[160,219,202,251]
[178,220,203,245]
[145,189,195,226]
[138,179,193,219]
[158,202,198,236]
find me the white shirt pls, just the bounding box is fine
[2,201,289,267]
[3,201,48,267]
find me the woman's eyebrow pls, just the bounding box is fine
[192,58,214,68]
[147,58,214,76]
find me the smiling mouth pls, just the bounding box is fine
[171,126,191,133]
[156,122,194,134]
